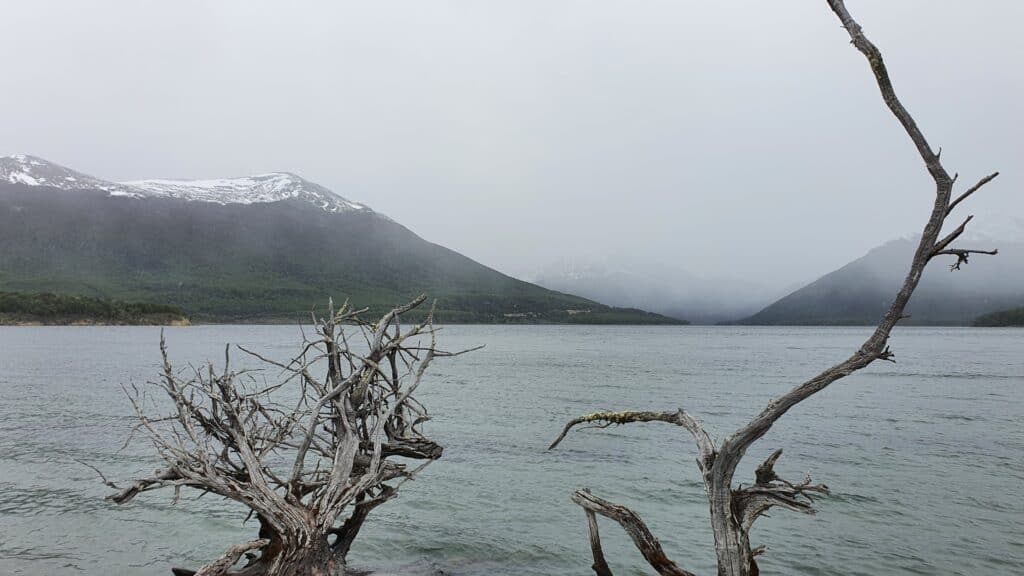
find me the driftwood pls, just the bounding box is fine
[549,2,1000,575]
[105,296,477,576]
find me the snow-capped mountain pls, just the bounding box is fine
[1,154,676,323]
[0,154,372,214]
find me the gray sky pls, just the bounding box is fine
[2,1,1020,288]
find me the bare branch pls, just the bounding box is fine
[947,172,999,215]
[106,467,182,504]
[584,507,614,576]
[733,449,829,532]
[932,215,974,254]
[191,538,269,576]
[73,458,120,490]
[549,409,715,470]
[572,489,697,576]
[934,248,999,271]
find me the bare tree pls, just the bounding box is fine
[548,2,1000,575]
[106,296,476,576]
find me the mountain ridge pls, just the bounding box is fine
[0,155,682,324]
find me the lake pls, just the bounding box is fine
[0,325,1021,575]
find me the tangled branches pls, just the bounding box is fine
[107,296,477,576]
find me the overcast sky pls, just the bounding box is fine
[1,1,1020,287]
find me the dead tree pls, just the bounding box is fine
[107,296,475,576]
[549,2,1000,575]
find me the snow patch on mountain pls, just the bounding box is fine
[0,154,141,196]
[1,155,374,214]
[122,173,367,213]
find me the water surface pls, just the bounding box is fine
[0,325,1021,575]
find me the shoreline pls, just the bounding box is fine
[0,316,190,327]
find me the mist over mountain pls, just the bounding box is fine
[0,155,679,324]
[534,261,787,324]
[740,231,1024,326]
[532,214,1024,326]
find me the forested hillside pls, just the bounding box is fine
[0,179,680,324]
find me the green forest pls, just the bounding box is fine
[0,291,189,325]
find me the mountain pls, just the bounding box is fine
[534,261,783,324]
[0,155,681,324]
[739,234,1024,326]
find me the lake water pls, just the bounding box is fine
[0,325,1021,575]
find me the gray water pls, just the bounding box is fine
[0,325,1021,575]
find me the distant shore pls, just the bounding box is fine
[0,314,190,327]
[0,292,190,327]
[972,306,1024,327]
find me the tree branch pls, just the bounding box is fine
[934,248,999,271]
[733,449,829,532]
[932,215,974,254]
[947,172,999,215]
[106,467,183,504]
[549,409,715,470]
[572,489,697,576]
[192,538,269,576]
[584,506,614,576]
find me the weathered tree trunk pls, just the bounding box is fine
[177,530,338,576]
[246,535,338,576]
[708,490,752,576]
